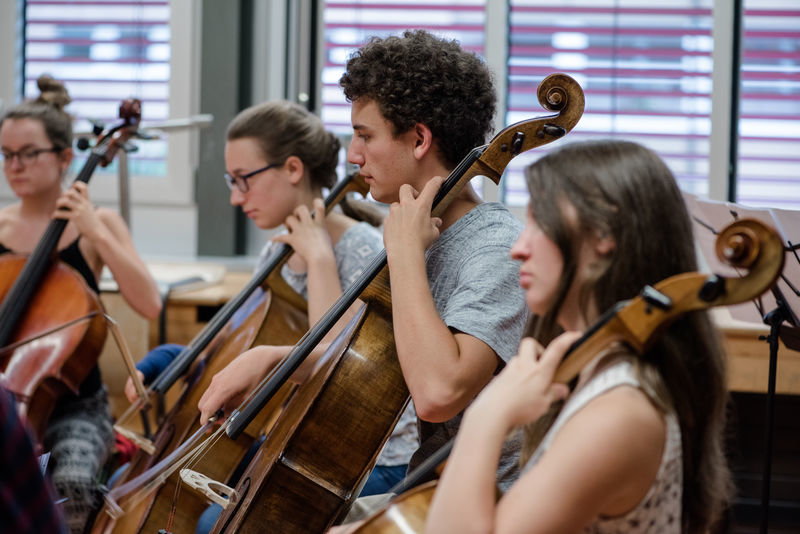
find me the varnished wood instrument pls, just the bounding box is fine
[199,73,585,533]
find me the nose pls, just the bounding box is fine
[6,154,24,171]
[510,228,529,261]
[229,187,245,206]
[347,140,364,167]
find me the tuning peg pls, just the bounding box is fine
[76,137,91,151]
[120,141,139,154]
[87,118,105,136]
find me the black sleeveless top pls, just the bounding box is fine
[0,238,103,397]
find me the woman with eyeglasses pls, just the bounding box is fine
[124,100,417,533]
[0,75,161,534]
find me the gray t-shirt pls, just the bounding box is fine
[409,202,527,491]
[257,221,419,466]
[257,221,383,297]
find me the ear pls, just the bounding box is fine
[59,147,74,173]
[594,231,616,256]
[411,122,434,161]
[284,155,305,186]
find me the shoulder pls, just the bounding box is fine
[95,207,131,234]
[442,203,521,251]
[498,386,670,530]
[0,204,20,226]
[567,386,666,446]
[337,221,383,252]
[548,386,667,513]
[0,205,21,244]
[464,202,521,230]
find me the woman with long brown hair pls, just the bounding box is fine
[426,139,731,534]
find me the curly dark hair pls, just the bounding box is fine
[339,29,496,169]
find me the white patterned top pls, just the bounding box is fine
[524,360,683,533]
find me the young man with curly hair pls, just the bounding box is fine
[340,30,527,496]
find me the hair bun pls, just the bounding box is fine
[36,74,71,110]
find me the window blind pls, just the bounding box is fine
[24,0,170,177]
[506,1,714,206]
[737,1,800,208]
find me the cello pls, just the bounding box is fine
[166,73,584,533]
[350,217,787,533]
[91,172,371,534]
[0,99,142,441]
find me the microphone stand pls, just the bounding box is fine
[758,274,800,534]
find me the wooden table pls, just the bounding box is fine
[155,273,800,395]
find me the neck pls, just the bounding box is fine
[419,157,483,232]
[18,186,63,221]
[439,183,482,231]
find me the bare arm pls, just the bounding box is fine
[273,199,362,342]
[197,306,361,426]
[54,182,161,319]
[427,336,666,534]
[384,179,499,422]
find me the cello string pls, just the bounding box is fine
[0,311,99,355]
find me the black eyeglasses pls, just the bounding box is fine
[1,146,61,166]
[223,162,282,193]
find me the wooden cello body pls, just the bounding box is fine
[91,173,370,533]
[92,280,308,533]
[213,277,405,533]
[207,74,585,533]
[0,256,107,441]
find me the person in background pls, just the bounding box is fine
[0,74,161,533]
[126,100,410,532]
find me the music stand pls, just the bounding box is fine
[684,192,800,534]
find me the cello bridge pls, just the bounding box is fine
[179,468,239,509]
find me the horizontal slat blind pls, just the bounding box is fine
[737,1,800,208]
[321,1,486,134]
[24,0,170,177]
[506,0,714,206]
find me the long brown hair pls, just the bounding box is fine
[521,139,730,534]
[226,100,382,226]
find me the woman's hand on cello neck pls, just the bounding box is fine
[53,181,161,319]
[53,181,105,241]
[465,334,576,431]
[273,198,336,271]
[273,198,357,328]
